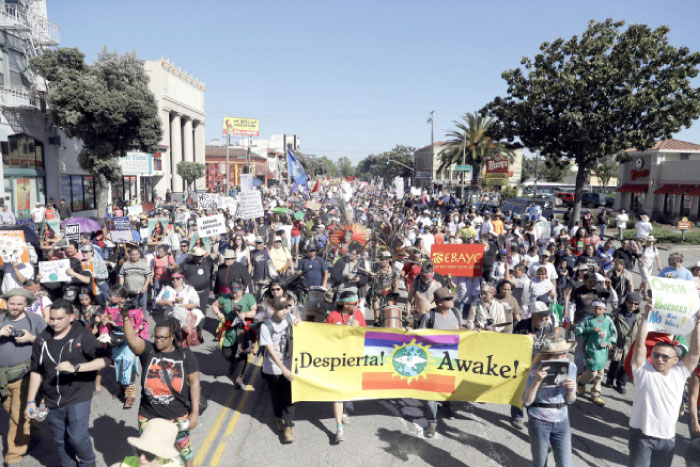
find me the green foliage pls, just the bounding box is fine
[623,229,700,244]
[438,112,515,189]
[499,186,518,200]
[482,19,700,226]
[336,156,355,177]
[296,152,340,178]
[356,145,415,180]
[521,157,537,182]
[540,159,571,182]
[176,162,206,190]
[593,155,618,189]
[31,47,162,216]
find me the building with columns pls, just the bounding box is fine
[144,58,206,196]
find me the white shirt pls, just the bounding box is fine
[2,262,35,293]
[630,360,690,439]
[635,221,653,240]
[528,261,559,281]
[31,207,46,224]
[616,213,629,228]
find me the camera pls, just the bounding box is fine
[10,329,24,338]
[233,305,243,313]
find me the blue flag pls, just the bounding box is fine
[287,149,308,186]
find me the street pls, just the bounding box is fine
[2,241,698,467]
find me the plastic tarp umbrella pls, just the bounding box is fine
[60,217,103,233]
[272,207,288,214]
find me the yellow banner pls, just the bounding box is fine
[222,117,259,136]
[291,323,533,406]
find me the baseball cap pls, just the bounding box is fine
[592,300,606,308]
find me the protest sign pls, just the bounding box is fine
[147,219,170,242]
[41,219,61,243]
[292,323,532,405]
[647,277,700,336]
[219,196,236,214]
[430,244,485,277]
[197,193,218,210]
[127,205,143,217]
[236,191,264,219]
[305,200,321,211]
[0,231,29,265]
[38,259,71,283]
[197,214,226,238]
[410,187,422,196]
[535,219,551,239]
[240,174,254,193]
[64,223,81,243]
[394,177,404,196]
[109,217,134,243]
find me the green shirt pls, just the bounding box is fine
[217,293,256,347]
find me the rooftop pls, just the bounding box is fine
[623,138,700,153]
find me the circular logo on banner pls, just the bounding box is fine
[392,340,430,380]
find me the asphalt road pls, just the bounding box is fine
[2,238,699,467]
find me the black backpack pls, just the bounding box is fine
[426,308,462,329]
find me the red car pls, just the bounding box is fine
[555,192,575,205]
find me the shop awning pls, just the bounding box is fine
[654,184,678,195]
[668,184,697,195]
[690,186,700,196]
[616,184,647,193]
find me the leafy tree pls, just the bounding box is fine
[438,112,515,190]
[356,145,415,180]
[540,159,571,182]
[336,156,355,177]
[296,152,339,178]
[521,156,537,182]
[593,155,617,189]
[482,19,700,226]
[176,161,206,190]
[31,47,162,218]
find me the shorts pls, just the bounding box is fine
[138,414,194,462]
[639,264,653,283]
[291,236,301,245]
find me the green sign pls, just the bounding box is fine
[454,165,472,172]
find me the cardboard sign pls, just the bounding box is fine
[197,193,218,210]
[394,177,404,196]
[109,216,134,243]
[430,243,485,277]
[197,214,227,238]
[535,219,551,239]
[236,191,264,220]
[0,231,29,265]
[127,205,143,217]
[38,259,71,283]
[647,277,700,336]
[410,187,422,196]
[65,223,81,242]
[240,174,254,193]
[219,196,236,214]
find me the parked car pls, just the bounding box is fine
[501,197,555,220]
[604,196,615,208]
[555,192,575,206]
[581,192,606,208]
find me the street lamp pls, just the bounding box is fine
[441,128,468,197]
[386,157,414,172]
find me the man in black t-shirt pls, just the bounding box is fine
[121,312,201,467]
[250,237,273,299]
[182,247,215,314]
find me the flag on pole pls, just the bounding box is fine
[311,179,320,193]
[287,149,308,186]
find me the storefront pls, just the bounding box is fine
[616,139,700,223]
[109,151,157,208]
[2,133,47,218]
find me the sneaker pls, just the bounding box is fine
[335,430,345,443]
[283,426,294,443]
[510,418,524,430]
[342,413,350,425]
[425,423,437,438]
[615,385,626,395]
[577,384,586,396]
[275,418,284,433]
[234,377,244,390]
[123,397,135,409]
[591,396,606,407]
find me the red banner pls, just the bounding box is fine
[485,154,509,186]
[430,244,485,277]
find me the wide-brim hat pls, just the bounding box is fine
[645,236,656,242]
[539,338,577,354]
[127,418,179,460]
[640,214,650,222]
[223,249,236,260]
[434,287,454,301]
[191,246,207,256]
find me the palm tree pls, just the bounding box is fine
[438,112,515,191]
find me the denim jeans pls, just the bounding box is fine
[528,416,572,467]
[628,427,675,467]
[46,399,95,467]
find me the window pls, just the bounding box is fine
[681,194,692,217]
[664,194,674,216]
[153,152,162,171]
[7,49,29,88]
[3,134,44,170]
[60,175,95,212]
[141,177,153,203]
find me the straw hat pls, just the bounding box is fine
[645,236,656,242]
[190,246,207,256]
[127,418,179,460]
[640,214,650,222]
[222,249,236,260]
[539,338,576,354]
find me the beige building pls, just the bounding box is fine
[144,58,206,195]
[616,138,700,222]
[413,142,523,190]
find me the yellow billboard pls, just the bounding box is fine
[222,117,259,136]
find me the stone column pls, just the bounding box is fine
[194,121,206,190]
[183,118,193,162]
[158,109,171,195]
[171,113,183,192]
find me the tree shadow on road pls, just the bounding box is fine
[376,427,467,467]
[90,415,139,466]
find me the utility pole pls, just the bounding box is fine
[461,131,466,198]
[429,110,434,192]
[226,133,230,195]
[534,151,540,198]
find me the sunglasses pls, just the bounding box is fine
[154,334,172,341]
[651,352,675,362]
[136,448,157,462]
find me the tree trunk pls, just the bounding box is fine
[570,163,588,230]
[471,159,483,192]
[95,173,110,220]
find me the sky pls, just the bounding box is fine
[49,0,700,164]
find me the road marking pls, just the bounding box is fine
[224,363,261,436]
[210,441,227,466]
[194,352,262,466]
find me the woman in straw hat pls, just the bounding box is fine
[635,214,653,241]
[111,418,180,467]
[522,337,577,467]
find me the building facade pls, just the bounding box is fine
[204,145,274,190]
[144,58,205,197]
[616,139,700,223]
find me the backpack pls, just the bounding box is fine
[426,308,462,329]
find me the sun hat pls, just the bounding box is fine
[3,288,35,301]
[539,338,577,354]
[274,236,282,242]
[223,249,236,260]
[434,287,455,301]
[645,236,656,242]
[640,214,650,222]
[533,301,550,314]
[190,246,206,256]
[127,418,179,460]
[625,292,642,304]
[255,236,264,243]
[379,250,392,259]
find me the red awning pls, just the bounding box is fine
[616,184,647,193]
[668,184,697,195]
[654,184,678,195]
[690,186,700,196]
